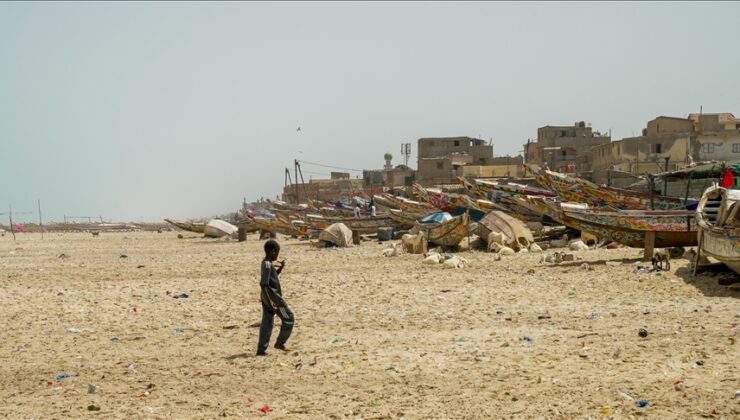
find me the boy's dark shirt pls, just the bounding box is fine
[260,258,285,309]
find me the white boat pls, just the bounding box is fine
[696,185,740,274]
[204,219,239,238]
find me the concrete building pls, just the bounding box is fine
[282,177,364,203]
[417,136,495,185]
[523,122,611,173]
[591,113,740,186]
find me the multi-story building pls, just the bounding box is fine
[523,122,611,173]
[591,113,740,186]
[416,136,495,185]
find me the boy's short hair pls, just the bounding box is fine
[264,239,280,254]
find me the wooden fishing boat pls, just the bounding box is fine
[414,212,470,247]
[387,209,427,228]
[477,211,534,251]
[248,215,309,237]
[540,200,697,248]
[696,185,740,274]
[458,176,555,199]
[373,194,436,214]
[305,214,399,234]
[533,167,696,210]
[165,219,206,233]
[414,183,479,212]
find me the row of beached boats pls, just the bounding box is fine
[166,163,740,274]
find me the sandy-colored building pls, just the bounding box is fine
[524,122,611,173]
[282,177,364,203]
[591,113,740,185]
[416,137,525,184]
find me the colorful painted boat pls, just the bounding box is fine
[164,219,205,233]
[532,167,696,210]
[540,200,697,248]
[414,183,479,212]
[696,185,740,274]
[414,212,470,247]
[458,176,555,199]
[373,194,436,214]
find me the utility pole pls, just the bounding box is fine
[38,199,43,239]
[8,205,15,240]
[663,157,670,196]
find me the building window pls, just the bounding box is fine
[453,140,460,146]
[436,162,443,169]
[702,143,715,154]
[561,150,567,161]
[653,143,662,154]
[733,143,740,153]
[560,130,567,137]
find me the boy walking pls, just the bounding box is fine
[257,239,294,356]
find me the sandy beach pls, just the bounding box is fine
[0,231,737,419]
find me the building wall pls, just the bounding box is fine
[646,117,694,136]
[457,164,524,178]
[524,122,610,173]
[417,137,490,159]
[282,179,364,203]
[418,158,456,186]
[591,135,690,184]
[696,132,740,160]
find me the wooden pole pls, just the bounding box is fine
[643,231,655,262]
[38,199,43,239]
[8,204,16,241]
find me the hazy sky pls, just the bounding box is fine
[2,2,739,222]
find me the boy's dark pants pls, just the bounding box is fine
[257,303,294,354]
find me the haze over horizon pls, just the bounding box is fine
[2,2,739,223]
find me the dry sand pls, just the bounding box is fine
[0,231,738,419]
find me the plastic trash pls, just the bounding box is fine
[638,328,648,338]
[567,291,577,298]
[635,399,649,408]
[66,327,81,334]
[88,384,98,394]
[120,253,128,258]
[174,328,185,335]
[128,306,142,313]
[87,405,101,411]
[55,373,73,382]
[673,380,685,391]
[521,336,533,342]
[111,336,119,342]
[172,292,189,299]
[257,404,273,414]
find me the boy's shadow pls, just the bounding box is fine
[224,352,250,360]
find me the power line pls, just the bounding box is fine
[297,159,363,172]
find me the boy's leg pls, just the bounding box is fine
[256,306,275,355]
[274,303,295,349]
